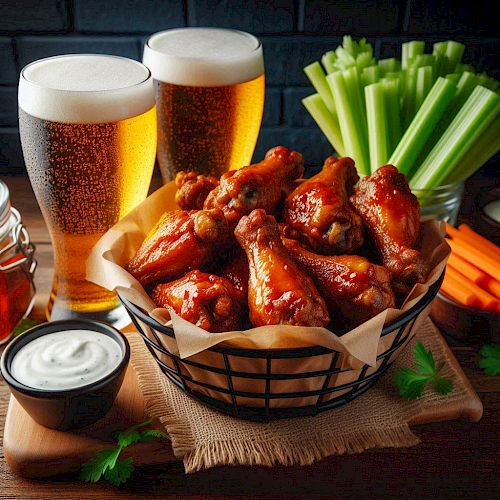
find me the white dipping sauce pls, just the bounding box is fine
[11,330,123,390]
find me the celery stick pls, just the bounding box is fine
[361,65,380,87]
[433,41,464,75]
[455,71,478,100]
[434,53,447,77]
[433,43,448,77]
[302,94,345,156]
[358,38,374,59]
[433,41,447,56]
[402,41,425,69]
[410,86,500,189]
[321,51,337,74]
[335,46,356,68]
[402,67,418,127]
[449,72,478,114]
[342,36,358,58]
[378,58,400,75]
[327,71,370,174]
[421,54,436,68]
[343,66,367,115]
[446,73,460,84]
[389,77,457,177]
[381,77,402,155]
[365,83,388,172]
[402,45,408,67]
[476,73,499,91]
[415,66,434,111]
[411,54,436,72]
[304,62,336,114]
[357,52,377,70]
[445,41,465,73]
[416,71,478,164]
[444,114,500,182]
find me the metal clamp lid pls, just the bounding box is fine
[0,207,37,279]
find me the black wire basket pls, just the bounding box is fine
[119,273,443,422]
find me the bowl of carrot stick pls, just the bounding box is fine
[430,223,500,345]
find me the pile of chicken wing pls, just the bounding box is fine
[127,146,429,333]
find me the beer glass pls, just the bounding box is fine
[143,28,265,181]
[18,54,157,326]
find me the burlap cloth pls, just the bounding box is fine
[128,318,474,473]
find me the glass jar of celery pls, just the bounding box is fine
[303,37,499,224]
[412,181,464,224]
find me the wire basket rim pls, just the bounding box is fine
[118,272,444,357]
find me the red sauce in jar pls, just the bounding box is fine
[0,181,36,343]
[0,254,34,342]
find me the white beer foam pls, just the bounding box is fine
[143,28,264,87]
[19,55,155,123]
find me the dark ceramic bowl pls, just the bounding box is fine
[0,320,130,430]
[431,291,500,346]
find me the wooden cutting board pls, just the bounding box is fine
[3,330,483,479]
[3,359,177,478]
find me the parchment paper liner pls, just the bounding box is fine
[87,181,449,409]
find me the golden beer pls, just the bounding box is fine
[143,28,265,180]
[18,55,156,325]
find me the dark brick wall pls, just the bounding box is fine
[0,0,497,174]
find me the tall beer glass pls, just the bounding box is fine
[143,28,264,181]
[18,54,157,326]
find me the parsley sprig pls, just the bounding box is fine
[394,342,454,400]
[80,420,168,486]
[479,344,500,376]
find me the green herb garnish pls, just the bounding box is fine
[394,342,454,400]
[80,420,168,487]
[479,344,500,376]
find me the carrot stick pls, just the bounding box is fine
[483,277,500,300]
[445,222,462,239]
[447,253,500,299]
[441,273,480,308]
[458,223,500,260]
[446,266,500,310]
[447,253,486,283]
[446,222,500,262]
[447,238,500,282]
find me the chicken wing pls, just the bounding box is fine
[204,146,304,230]
[220,247,249,301]
[235,209,330,327]
[151,270,242,332]
[127,209,229,286]
[283,156,363,254]
[282,237,395,328]
[350,164,427,292]
[175,171,219,210]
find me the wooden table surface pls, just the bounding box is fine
[1,175,499,499]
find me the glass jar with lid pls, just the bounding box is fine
[0,180,37,343]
